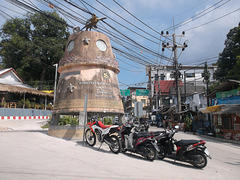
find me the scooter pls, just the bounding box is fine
[85,118,121,154]
[120,122,160,161]
[156,126,212,168]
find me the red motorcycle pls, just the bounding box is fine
[155,127,211,168]
[85,118,121,154]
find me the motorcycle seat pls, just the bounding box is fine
[97,121,111,129]
[150,131,165,136]
[135,132,152,138]
[176,140,202,147]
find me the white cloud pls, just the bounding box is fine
[177,0,240,64]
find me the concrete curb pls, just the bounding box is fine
[0,116,50,120]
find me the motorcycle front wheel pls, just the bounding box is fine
[109,135,121,154]
[144,143,156,161]
[85,129,96,146]
[192,151,207,169]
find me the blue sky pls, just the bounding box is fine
[0,0,239,89]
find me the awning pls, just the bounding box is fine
[199,105,222,114]
[200,104,240,114]
[214,104,240,114]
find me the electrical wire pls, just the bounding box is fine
[96,0,161,41]
[185,7,240,31]
[164,0,230,31]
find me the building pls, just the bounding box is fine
[0,68,53,109]
[200,80,240,140]
[125,87,149,117]
[146,65,217,111]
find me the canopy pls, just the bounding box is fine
[200,105,240,115]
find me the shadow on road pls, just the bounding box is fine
[121,151,153,161]
[75,140,113,154]
[158,158,204,170]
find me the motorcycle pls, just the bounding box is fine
[85,118,121,154]
[155,126,212,168]
[120,122,160,161]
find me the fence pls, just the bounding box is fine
[0,108,52,116]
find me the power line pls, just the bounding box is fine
[112,0,161,36]
[96,0,161,41]
[165,0,230,31]
[174,0,210,18]
[185,7,240,31]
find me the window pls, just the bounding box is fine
[160,74,165,80]
[186,73,195,77]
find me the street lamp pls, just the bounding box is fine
[53,63,58,106]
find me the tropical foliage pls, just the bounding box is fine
[214,24,240,80]
[0,11,69,90]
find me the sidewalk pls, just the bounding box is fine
[195,133,240,145]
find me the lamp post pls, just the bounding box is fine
[53,64,58,106]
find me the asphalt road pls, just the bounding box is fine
[0,119,240,180]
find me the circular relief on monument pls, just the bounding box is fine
[96,39,107,51]
[67,40,75,51]
[102,71,110,79]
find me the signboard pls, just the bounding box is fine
[216,89,240,98]
[120,89,130,96]
[136,89,149,96]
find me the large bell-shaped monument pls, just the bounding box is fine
[51,29,124,125]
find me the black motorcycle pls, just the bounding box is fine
[120,122,159,161]
[155,127,211,168]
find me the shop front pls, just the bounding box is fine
[200,105,240,140]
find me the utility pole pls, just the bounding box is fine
[155,68,159,110]
[53,63,58,106]
[203,61,211,131]
[161,26,188,114]
[184,71,187,103]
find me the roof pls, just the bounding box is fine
[0,68,32,88]
[208,80,240,98]
[154,80,183,95]
[170,84,205,95]
[0,83,53,97]
[0,68,24,82]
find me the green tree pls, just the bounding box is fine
[0,11,69,90]
[214,24,240,80]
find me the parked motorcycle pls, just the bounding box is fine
[85,118,121,154]
[120,122,159,161]
[155,127,212,168]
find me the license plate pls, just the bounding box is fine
[204,149,212,159]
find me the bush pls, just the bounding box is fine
[58,115,79,126]
[184,115,192,132]
[25,99,31,108]
[103,117,113,125]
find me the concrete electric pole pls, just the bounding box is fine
[161,28,188,114]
